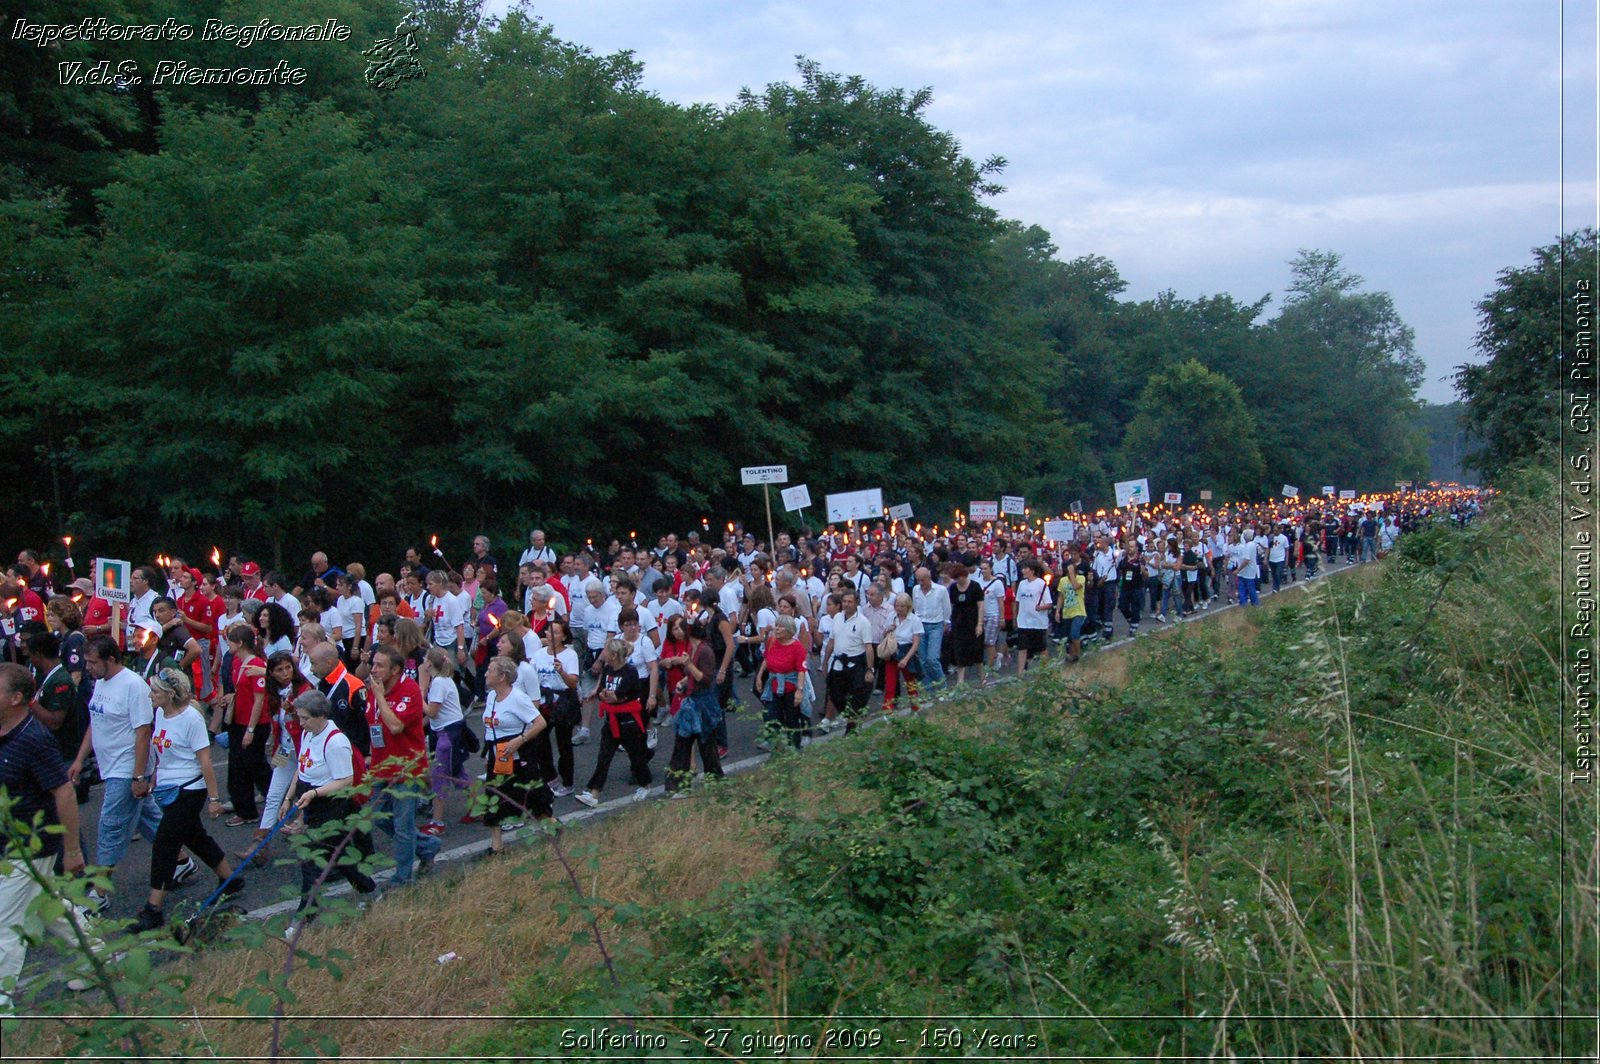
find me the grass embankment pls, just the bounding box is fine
[12,485,1590,1061]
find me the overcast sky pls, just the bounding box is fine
[490,1,1596,403]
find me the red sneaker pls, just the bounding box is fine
[458,814,482,825]
[421,821,446,836]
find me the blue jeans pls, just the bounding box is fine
[1361,537,1377,562]
[1238,576,1260,606]
[1269,560,1285,592]
[370,779,440,887]
[919,622,945,685]
[95,776,163,867]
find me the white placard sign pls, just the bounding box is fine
[1163,492,1182,504]
[1114,478,1151,508]
[741,464,789,485]
[1281,484,1300,498]
[1199,490,1214,501]
[781,484,812,512]
[1000,495,1026,516]
[94,558,132,603]
[1043,520,1076,543]
[968,500,999,521]
[1322,485,1337,496]
[826,488,885,523]
[1339,489,1357,500]
[888,503,914,521]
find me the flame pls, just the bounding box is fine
[488,613,501,628]
[41,563,50,576]
[211,547,221,567]
[430,534,438,548]
[63,535,73,548]
[71,591,83,602]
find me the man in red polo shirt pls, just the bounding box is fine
[365,645,439,885]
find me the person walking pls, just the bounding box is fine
[130,668,241,933]
[574,639,654,807]
[281,690,380,944]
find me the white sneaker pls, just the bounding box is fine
[573,727,590,746]
[632,787,649,802]
[65,951,125,992]
[86,888,110,915]
[754,739,772,752]
[549,782,572,797]
[357,888,383,910]
[646,727,658,751]
[170,856,200,887]
[574,790,599,808]
[668,791,689,800]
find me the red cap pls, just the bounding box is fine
[241,561,261,576]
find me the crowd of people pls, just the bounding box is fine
[0,484,1485,997]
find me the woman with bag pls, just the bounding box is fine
[881,593,922,714]
[419,647,469,837]
[574,639,655,807]
[134,668,241,933]
[531,618,582,797]
[238,651,308,861]
[665,612,725,796]
[478,656,551,855]
[756,615,808,750]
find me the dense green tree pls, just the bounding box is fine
[1120,359,1265,500]
[1457,228,1596,479]
[1268,249,1424,488]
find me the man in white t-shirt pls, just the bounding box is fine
[126,566,160,645]
[519,529,556,568]
[1267,525,1290,593]
[424,571,467,667]
[911,567,951,686]
[69,635,165,909]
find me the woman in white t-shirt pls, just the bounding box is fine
[134,668,238,933]
[420,646,468,838]
[882,593,923,714]
[531,618,582,796]
[479,657,550,855]
[975,558,1008,672]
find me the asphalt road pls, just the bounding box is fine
[48,560,1366,933]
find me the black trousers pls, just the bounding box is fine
[295,793,375,913]
[584,712,653,793]
[227,723,272,818]
[530,717,576,789]
[150,789,225,890]
[666,731,724,792]
[826,654,869,720]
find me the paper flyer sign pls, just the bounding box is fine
[1000,495,1026,515]
[1199,490,1213,501]
[1339,490,1357,500]
[781,484,812,511]
[1281,484,1300,498]
[888,503,914,521]
[969,500,999,521]
[1163,492,1182,504]
[1114,478,1150,507]
[740,464,788,485]
[94,558,132,603]
[826,488,884,522]
[1043,520,1076,543]
[1322,485,1336,496]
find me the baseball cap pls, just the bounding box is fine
[136,618,163,638]
[70,577,94,596]
[241,561,261,576]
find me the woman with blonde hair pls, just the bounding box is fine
[881,592,922,713]
[392,617,427,682]
[574,638,654,808]
[134,667,240,932]
[479,656,550,854]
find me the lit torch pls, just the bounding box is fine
[63,535,75,572]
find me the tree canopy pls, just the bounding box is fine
[0,0,1433,567]
[1457,228,1597,480]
